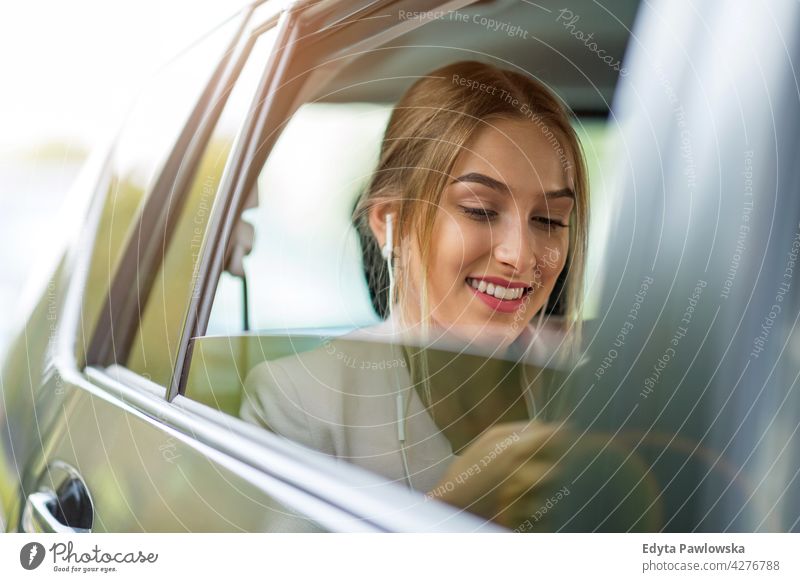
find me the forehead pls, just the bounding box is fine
[451,118,571,193]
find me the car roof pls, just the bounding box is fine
[316,0,640,114]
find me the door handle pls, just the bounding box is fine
[22,476,93,533]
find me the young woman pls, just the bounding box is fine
[241,60,589,530]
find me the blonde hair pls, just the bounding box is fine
[353,61,589,408]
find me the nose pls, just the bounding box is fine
[492,217,537,278]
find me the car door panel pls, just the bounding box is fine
[20,367,364,532]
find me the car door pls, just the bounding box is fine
[3,2,253,531]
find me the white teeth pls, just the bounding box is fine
[467,278,526,301]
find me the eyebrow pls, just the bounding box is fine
[450,172,575,200]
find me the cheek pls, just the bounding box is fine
[430,214,487,280]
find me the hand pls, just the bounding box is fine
[426,420,571,529]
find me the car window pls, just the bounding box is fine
[185,111,608,417]
[188,88,610,418]
[125,28,279,387]
[185,1,618,422]
[76,16,241,364]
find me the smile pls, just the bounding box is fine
[466,277,533,313]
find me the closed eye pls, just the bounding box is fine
[460,206,498,221]
[533,216,569,228]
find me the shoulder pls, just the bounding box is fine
[240,326,407,421]
[247,324,402,384]
[239,355,319,443]
[241,344,341,423]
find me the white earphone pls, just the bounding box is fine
[383,213,396,317]
[381,212,415,487]
[382,212,394,260]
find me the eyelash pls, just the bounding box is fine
[459,206,569,228]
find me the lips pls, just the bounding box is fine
[466,276,533,313]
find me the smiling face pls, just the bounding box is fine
[405,118,574,348]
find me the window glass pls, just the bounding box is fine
[77,17,241,362]
[126,29,278,387]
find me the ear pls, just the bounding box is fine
[367,202,397,251]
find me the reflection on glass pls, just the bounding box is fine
[77,17,238,363]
